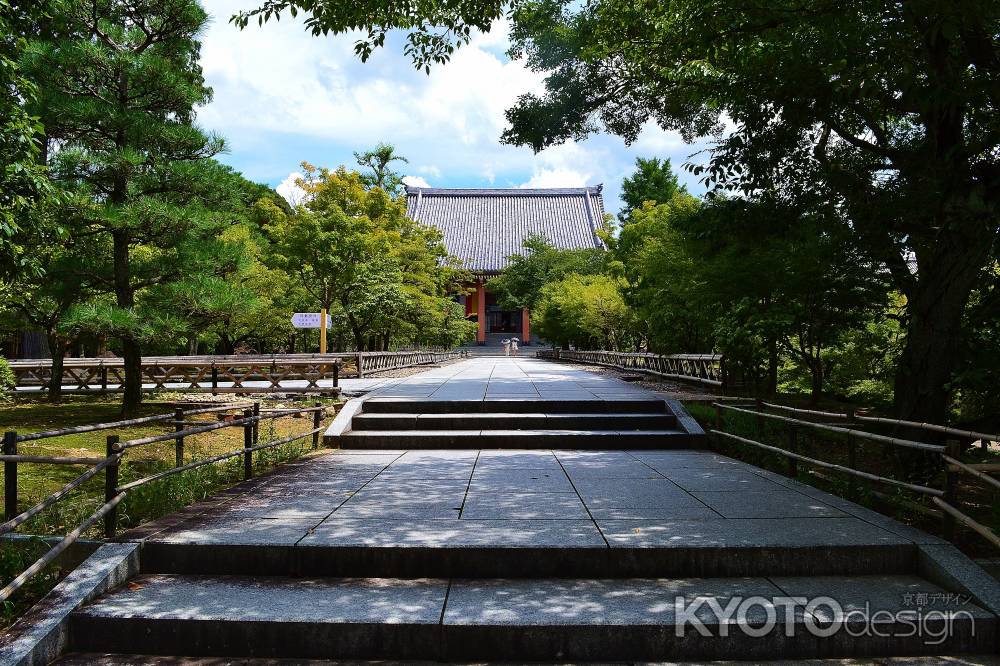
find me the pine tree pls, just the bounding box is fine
[24,0,223,414]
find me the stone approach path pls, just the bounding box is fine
[14,358,1000,663]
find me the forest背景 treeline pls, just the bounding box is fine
[0,0,475,415]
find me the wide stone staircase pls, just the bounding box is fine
[339,396,698,449]
[23,394,999,664]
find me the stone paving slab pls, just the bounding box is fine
[443,577,791,626]
[691,490,848,519]
[460,492,591,519]
[141,445,927,566]
[597,517,911,549]
[77,574,449,624]
[300,519,608,548]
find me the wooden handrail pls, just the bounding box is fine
[1,400,331,606]
[710,429,944,497]
[715,402,944,452]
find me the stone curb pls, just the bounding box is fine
[0,542,139,666]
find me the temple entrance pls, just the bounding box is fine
[487,308,522,335]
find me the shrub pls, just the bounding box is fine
[0,357,15,401]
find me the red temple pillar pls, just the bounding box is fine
[477,280,487,345]
[521,307,530,345]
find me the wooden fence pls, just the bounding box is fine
[1,401,329,603]
[8,351,466,394]
[710,400,1000,551]
[535,349,726,388]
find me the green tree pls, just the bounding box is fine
[534,273,635,351]
[488,234,605,312]
[1,194,97,400]
[0,0,49,270]
[354,142,409,194]
[619,157,685,221]
[262,163,471,350]
[605,193,710,354]
[24,0,225,414]
[501,0,1000,422]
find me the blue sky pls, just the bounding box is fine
[198,0,711,214]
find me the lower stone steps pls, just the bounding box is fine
[68,573,995,662]
[360,398,669,414]
[351,412,678,431]
[340,429,696,449]
[139,537,916,579]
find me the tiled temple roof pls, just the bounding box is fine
[405,185,607,274]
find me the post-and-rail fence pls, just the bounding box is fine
[536,349,726,389]
[710,400,1000,552]
[1,401,330,604]
[9,351,467,394]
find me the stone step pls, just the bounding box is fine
[338,429,697,449]
[69,574,995,661]
[351,412,678,431]
[138,517,917,579]
[360,398,669,414]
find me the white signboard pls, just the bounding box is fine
[291,313,333,329]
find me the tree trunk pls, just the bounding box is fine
[216,334,234,355]
[120,337,142,415]
[809,360,823,406]
[187,336,198,355]
[111,229,143,415]
[46,332,65,403]
[893,236,989,423]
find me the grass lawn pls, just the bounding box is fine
[0,394,340,629]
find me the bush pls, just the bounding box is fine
[0,357,14,401]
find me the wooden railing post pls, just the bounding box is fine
[714,404,723,432]
[211,363,219,396]
[174,407,185,468]
[104,435,120,538]
[333,363,339,388]
[252,402,260,447]
[357,352,365,378]
[4,431,17,521]
[243,409,254,480]
[943,439,961,540]
[312,403,322,449]
[100,362,108,394]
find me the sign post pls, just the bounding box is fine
[319,307,328,354]
[291,312,333,354]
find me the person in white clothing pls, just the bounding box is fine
[501,338,511,356]
[510,337,519,356]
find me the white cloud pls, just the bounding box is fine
[197,0,710,213]
[402,175,432,188]
[632,122,685,154]
[520,168,590,189]
[276,171,305,206]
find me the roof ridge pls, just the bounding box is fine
[405,185,604,196]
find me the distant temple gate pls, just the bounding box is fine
[406,185,607,346]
